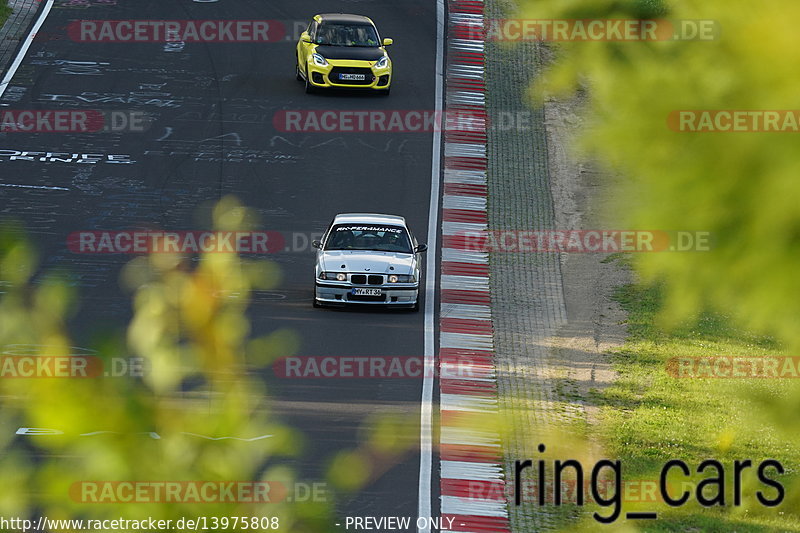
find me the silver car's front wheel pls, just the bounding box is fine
[312,288,321,308]
[409,292,420,312]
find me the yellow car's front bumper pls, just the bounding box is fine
[306,58,391,90]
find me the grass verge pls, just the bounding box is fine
[0,2,11,29]
[564,282,800,532]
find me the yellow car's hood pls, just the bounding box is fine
[313,44,386,62]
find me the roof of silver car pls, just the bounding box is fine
[333,213,407,226]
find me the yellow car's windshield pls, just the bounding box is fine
[316,24,379,47]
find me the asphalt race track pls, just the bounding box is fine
[0,0,440,528]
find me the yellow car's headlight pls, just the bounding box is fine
[375,55,390,69]
[312,53,329,67]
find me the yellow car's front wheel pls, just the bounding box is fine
[304,67,315,94]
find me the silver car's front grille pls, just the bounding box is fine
[350,274,383,285]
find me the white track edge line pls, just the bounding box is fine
[0,0,54,98]
[417,0,445,529]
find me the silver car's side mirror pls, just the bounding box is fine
[416,243,428,253]
[312,240,322,249]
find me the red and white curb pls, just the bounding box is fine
[439,1,510,531]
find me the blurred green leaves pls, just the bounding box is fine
[0,197,327,531]
[508,0,800,528]
[0,194,430,530]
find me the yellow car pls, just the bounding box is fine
[296,14,393,95]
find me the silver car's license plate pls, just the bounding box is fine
[352,288,381,296]
[340,73,366,81]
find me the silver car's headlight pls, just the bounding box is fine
[312,53,329,67]
[375,55,389,69]
[388,274,415,283]
[320,272,347,281]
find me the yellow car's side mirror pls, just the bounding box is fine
[300,31,312,43]
[382,38,393,46]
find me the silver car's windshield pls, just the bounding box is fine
[325,224,413,253]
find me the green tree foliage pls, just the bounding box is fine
[518,0,800,346]
[509,0,800,525]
